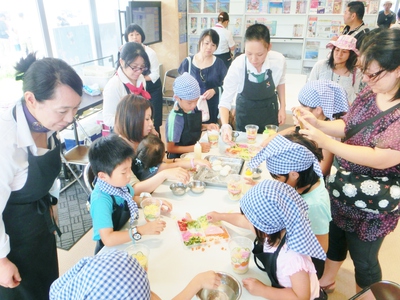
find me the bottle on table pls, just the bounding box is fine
[194,142,202,160]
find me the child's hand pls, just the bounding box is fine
[161,167,190,184]
[159,199,173,212]
[244,177,257,186]
[206,211,221,222]
[139,219,166,235]
[193,158,211,168]
[260,132,278,148]
[200,142,211,153]
[193,271,221,290]
[242,277,267,297]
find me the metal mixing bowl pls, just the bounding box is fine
[196,272,242,300]
[231,131,240,142]
[170,183,188,196]
[188,180,206,194]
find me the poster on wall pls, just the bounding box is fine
[190,17,198,34]
[200,17,208,30]
[247,0,260,12]
[179,13,187,44]
[218,0,230,12]
[204,0,217,13]
[189,0,201,13]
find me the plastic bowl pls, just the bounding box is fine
[188,180,206,194]
[170,183,188,196]
[196,272,242,300]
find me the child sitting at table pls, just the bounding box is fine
[132,134,211,181]
[89,134,166,254]
[50,250,222,300]
[165,72,219,158]
[248,133,331,278]
[207,180,327,300]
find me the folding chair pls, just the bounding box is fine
[60,118,92,196]
[348,280,400,300]
[162,68,180,119]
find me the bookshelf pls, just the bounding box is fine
[186,0,378,74]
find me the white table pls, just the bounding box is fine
[102,132,272,299]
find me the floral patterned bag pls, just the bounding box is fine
[327,169,400,213]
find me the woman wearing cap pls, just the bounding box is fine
[309,35,361,105]
[207,180,326,299]
[249,133,331,279]
[103,42,151,128]
[165,72,219,158]
[219,24,286,141]
[298,29,400,293]
[212,12,236,69]
[0,53,82,298]
[178,29,227,124]
[284,80,349,177]
[124,24,163,135]
[114,94,211,193]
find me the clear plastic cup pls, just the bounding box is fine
[227,174,243,201]
[140,198,162,222]
[207,130,219,148]
[229,236,253,274]
[245,124,259,144]
[264,124,279,135]
[126,244,150,272]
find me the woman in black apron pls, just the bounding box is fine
[124,23,163,135]
[0,53,82,299]
[218,24,287,140]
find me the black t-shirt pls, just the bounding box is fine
[377,10,396,28]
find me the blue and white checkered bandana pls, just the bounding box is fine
[50,250,151,300]
[298,80,349,120]
[96,178,139,225]
[173,72,200,100]
[240,180,326,260]
[248,135,323,177]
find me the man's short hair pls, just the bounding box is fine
[89,134,134,176]
[348,1,365,20]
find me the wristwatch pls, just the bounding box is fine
[139,192,152,202]
[131,226,141,241]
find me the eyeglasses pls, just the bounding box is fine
[128,64,148,73]
[199,69,205,82]
[362,69,385,81]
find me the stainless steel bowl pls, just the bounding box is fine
[170,183,188,196]
[231,131,240,142]
[251,168,262,180]
[188,180,206,194]
[196,272,242,300]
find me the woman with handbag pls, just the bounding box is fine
[178,29,227,124]
[297,28,400,294]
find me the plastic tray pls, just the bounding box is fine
[193,155,245,187]
[177,215,230,248]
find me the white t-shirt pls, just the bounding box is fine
[213,24,235,54]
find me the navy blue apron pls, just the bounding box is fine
[146,78,163,134]
[167,107,202,159]
[235,60,278,132]
[0,129,61,300]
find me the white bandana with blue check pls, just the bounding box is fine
[96,178,139,225]
[49,250,150,299]
[249,134,323,177]
[298,80,349,120]
[241,179,326,260]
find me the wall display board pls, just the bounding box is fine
[187,0,378,74]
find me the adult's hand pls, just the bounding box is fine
[294,107,319,128]
[278,107,286,125]
[202,89,216,100]
[0,257,21,288]
[220,124,233,144]
[200,142,211,153]
[298,116,330,149]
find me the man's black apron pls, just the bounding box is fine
[0,133,61,300]
[235,61,279,132]
[167,108,202,159]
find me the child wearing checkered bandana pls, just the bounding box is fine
[207,180,326,299]
[249,133,331,278]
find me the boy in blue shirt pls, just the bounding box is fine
[89,134,166,254]
[165,72,219,158]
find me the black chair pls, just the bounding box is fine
[162,68,180,119]
[348,280,400,300]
